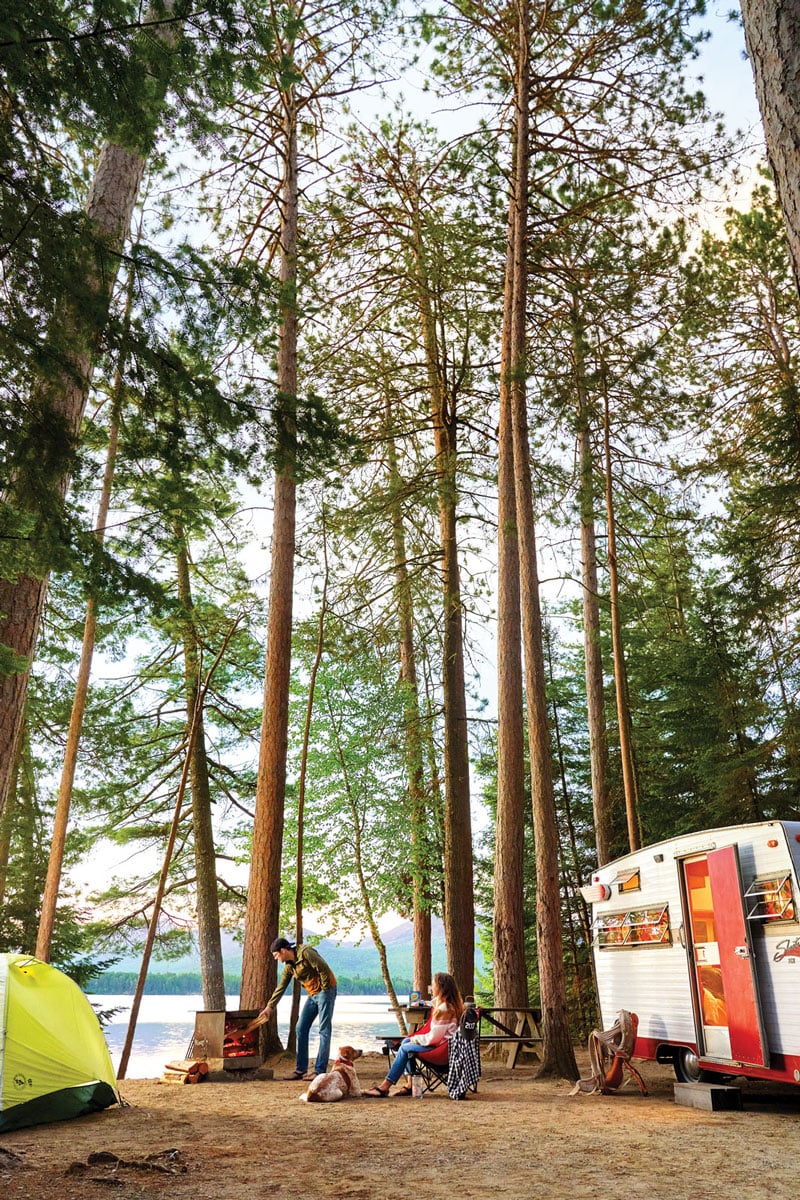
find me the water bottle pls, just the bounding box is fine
[411,1073,424,1098]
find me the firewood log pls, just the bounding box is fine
[241,1012,268,1033]
[165,1059,208,1075]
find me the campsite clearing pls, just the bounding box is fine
[1,1050,797,1200]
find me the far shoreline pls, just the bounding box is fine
[89,970,411,997]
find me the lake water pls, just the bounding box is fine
[90,993,404,1079]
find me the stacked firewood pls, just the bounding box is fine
[161,1059,209,1085]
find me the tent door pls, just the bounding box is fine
[681,846,768,1068]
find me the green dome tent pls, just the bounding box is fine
[0,953,118,1132]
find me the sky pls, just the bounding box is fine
[695,5,760,137]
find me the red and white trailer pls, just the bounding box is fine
[582,820,800,1085]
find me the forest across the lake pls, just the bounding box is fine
[93,971,410,995]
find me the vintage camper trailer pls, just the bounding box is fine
[582,820,800,1086]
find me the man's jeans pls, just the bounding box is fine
[296,986,337,1075]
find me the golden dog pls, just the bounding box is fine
[300,1046,363,1102]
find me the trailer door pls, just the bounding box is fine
[706,846,768,1067]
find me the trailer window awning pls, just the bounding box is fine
[594,904,671,949]
[744,875,795,923]
[612,867,641,894]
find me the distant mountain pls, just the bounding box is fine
[106,916,479,982]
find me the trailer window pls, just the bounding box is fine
[615,868,641,895]
[744,876,795,924]
[595,904,670,948]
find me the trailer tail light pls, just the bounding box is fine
[580,883,611,903]
[768,839,778,847]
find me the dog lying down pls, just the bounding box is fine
[300,1046,363,1102]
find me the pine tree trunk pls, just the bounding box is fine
[494,163,528,1012]
[0,0,183,814]
[0,717,26,909]
[35,282,132,963]
[436,443,474,999]
[35,481,116,962]
[547,636,598,1033]
[174,525,226,1011]
[11,726,43,952]
[0,751,19,909]
[509,0,578,1081]
[289,539,329,1051]
[571,297,613,865]
[240,90,298,1054]
[386,395,432,996]
[328,696,408,1034]
[409,202,474,999]
[602,386,641,852]
[0,138,147,814]
[740,2,800,294]
[422,664,447,933]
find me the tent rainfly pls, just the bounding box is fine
[0,953,118,1132]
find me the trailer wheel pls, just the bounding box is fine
[673,1048,712,1084]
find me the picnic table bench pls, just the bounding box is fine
[478,1007,542,1068]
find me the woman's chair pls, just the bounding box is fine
[384,1004,481,1099]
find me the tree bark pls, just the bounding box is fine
[0,0,181,814]
[602,384,641,852]
[174,523,226,1010]
[386,393,433,997]
[116,626,237,1080]
[408,194,474,999]
[288,526,329,1051]
[35,422,119,962]
[547,634,598,1034]
[494,157,528,1012]
[240,85,299,1054]
[325,692,408,1033]
[0,744,20,910]
[0,147,146,813]
[509,0,578,1081]
[571,296,613,866]
[34,271,134,962]
[740,2,800,295]
[429,335,474,1000]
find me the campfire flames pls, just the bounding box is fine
[223,1017,259,1059]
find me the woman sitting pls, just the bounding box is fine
[365,972,463,1097]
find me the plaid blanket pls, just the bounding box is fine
[447,1029,481,1099]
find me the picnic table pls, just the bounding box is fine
[384,1003,431,1033]
[380,1003,542,1069]
[478,1006,542,1068]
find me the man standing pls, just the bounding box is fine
[258,937,337,1080]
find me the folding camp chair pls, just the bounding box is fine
[384,1004,481,1099]
[382,1023,450,1094]
[570,1009,648,1096]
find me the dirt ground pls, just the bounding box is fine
[2,1047,798,1200]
